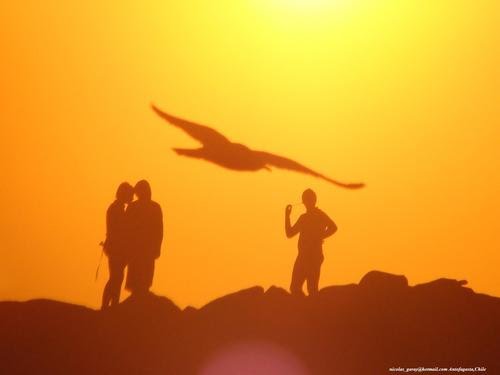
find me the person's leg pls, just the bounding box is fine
[104,257,126,307]
[128,259,155,297]
[137,259,155,296]
[101,258,114,310]
[101,283,112,310]
[290,256,307,296]
[145,259,155,292]
[109,258,126,306]
[306,256,324,296]
[125,260,136,294]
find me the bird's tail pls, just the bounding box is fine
[323,176,365,189]
[341,182,365,189]
[172,147,203,158]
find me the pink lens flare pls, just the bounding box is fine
[199,340,310,375]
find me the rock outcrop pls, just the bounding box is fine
[1,271,498,374]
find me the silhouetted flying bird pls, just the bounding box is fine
[152,104,364,189]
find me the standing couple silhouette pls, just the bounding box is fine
[101,180,163,310]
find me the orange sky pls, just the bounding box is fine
[1,0,499,308]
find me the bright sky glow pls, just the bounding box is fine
[1,0,499,309]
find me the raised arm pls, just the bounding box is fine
[285,205,301,238]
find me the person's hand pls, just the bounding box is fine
[285,205,292,216]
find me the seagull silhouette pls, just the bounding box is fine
[152,104,364,189]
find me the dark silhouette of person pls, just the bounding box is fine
[285,189,337,296]
[125,180,163,296]
[101,182,134,310]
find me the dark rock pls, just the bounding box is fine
[359,270,409,293]
[1,271,499,375]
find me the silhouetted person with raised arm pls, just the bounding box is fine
[126,180,163,297]
[101,182,134,310]
[285,189,337,296]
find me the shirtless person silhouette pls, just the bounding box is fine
[285,189,337,296]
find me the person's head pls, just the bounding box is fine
[302,188,317,210]
[116,182,134,204]
[135,180,152,201]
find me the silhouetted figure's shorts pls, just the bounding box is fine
[126,258,155,293]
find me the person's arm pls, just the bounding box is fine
[285,205,301,238]
[323,212,337,239]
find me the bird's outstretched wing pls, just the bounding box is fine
[256,151,365,189]
[152,104,230,146]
